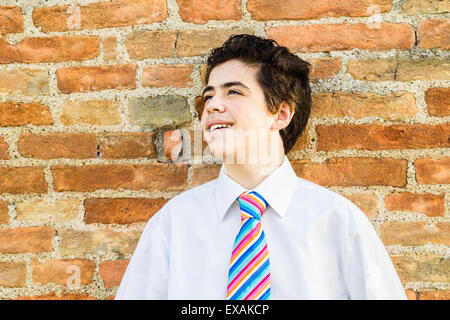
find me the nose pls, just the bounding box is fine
[205,95,226,113]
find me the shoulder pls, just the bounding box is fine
[291,176,370,226]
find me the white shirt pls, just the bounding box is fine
[115,156,406,300]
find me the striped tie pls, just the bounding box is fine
[226,191,271,300]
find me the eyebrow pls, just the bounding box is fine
[202,81,250,96]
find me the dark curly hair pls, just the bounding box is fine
[204,34,311,154]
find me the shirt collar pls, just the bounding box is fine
[215,155,298,221]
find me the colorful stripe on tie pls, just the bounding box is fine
[226,191,271,300]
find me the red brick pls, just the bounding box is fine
[0,36,99,64]
[385,193,445,217]
[52,164,188,192]
[247,0,392,20]
[18,133,97,159]
[0,166,47,194]
[401,0,450,14]
[310,92,417,120]
[177,0,241,23]
[405,289,417,300]
[103,36,117,61]
[0,136,9,159]
[31,258,95,286]
[142,65,194,88]
[56,64,136,93]
[0,102,53,126]
[99,260,129,288]
[380,221,450,246]
[267,23,414,52]
[164,129,183,162]
[425,87,450,117]
[0,226,54,253]
[308,58,342,80]
[0,262,26,287]
[0,200,8,224]
[84,198,168,224]
[98,132,156,159]
[415,157,450,185]
[418,19,450,50]
[0,6,24,34]
[32,0,168,32]
[291,158,407,187]
[340,192,378,218]
[191,164,221,187]
[315,124,449,151]
[418,290,450,300]
[14,293,97,300]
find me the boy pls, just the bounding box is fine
[115,35,406,300]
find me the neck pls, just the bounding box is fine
[224,146,285,190]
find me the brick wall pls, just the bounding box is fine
[0,0,448,300]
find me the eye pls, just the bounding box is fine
[203,95,212,102]
[228,90,241,95]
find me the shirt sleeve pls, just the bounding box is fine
[115,209,169,300]
[344,214,406,300]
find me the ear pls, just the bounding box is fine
[271,102,295,131]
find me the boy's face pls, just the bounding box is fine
[201,59,279,163]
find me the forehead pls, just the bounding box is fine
[207,59,260,87]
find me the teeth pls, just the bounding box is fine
[210,124,232,131]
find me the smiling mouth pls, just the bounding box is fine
[208,124,234,132]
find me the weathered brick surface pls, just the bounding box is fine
[0,137,10,159]
[15,198,80,222]
[425,87,450,117]
[142,65,194,88]
[84,197,167,224]
[31,259,95,286]
[415,158,450,185]
[0,167,47,194]
[32,0,168,32]
[0,6,24,35]
[385,193,445,217]
[98,132,157,159]
[99,260,129,288]
[0,0,448,301]
[0,262,27,287]
[247,0,392,20]
[348,58,450,81]
[291,158,407,187]
[0,69,50,95]
[56,64,137,93]
[267,23,414,52]
[418,19,450,50]
[391,254,450,283]
[310,92,417,119]
[0,227,54,254]
[0,102,53,127]
[177,0,241,23]
[52,164,188,192]
[0,36,99,64]
[380,221,450,246]
[58,229,140,256]
[18,133,97,159]
[0,201,8,224]
[401,0,450,14]
[315,124,449,151]
[60,100,121,126]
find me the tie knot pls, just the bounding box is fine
[237,191,268,220]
